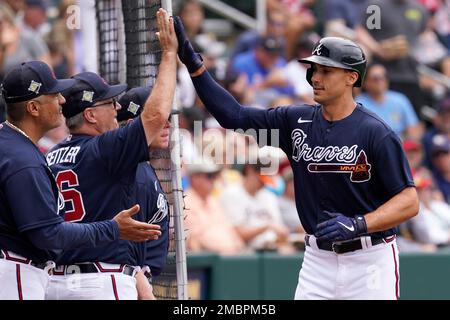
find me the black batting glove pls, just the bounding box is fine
[173,16,204,74]
[314,211,367,242]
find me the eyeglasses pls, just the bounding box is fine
[92,98,118,109]
[204,172,217,180]
[367,74,386,81]
[433,150,450,157]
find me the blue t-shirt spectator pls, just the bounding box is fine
[325,0,367,28]
[357,90,419,137]
[231,50,293,96]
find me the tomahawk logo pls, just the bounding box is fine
[307,150,372,183]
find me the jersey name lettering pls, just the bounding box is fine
[291,129,357,163]
[47,146,81,166]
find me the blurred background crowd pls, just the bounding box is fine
[0,0,449,255]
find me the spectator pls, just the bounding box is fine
[278,167,305,250]
[356,63,423,139]
[404,139,433,178]
[1,0,25,25]
[230,10,288,60]
[407,171,450,247]
[413,0,450,77]
[356,0,428,118]
[0,4,50,76]
[430,134,450,203]
[434,0,450,49]
[403,138,446,203]
[177,0,204,39]
[396,139,443,252]
[268,32,318,104]
[219,160,293,253]
[221,71,252,106]
[230,35,294,105]
[45,0,77,78]
[23,0,50,38]
[266,0,316,60]
[324,0,367,38]
[422,95,450,169]
[184,160,246,255]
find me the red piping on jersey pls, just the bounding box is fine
[111,275,119,300]
[95,262,124,273]
[4,251,31,264]
[16,264,23,300]
[391,244,399,300]
[385,235,396,243]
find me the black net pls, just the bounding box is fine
[96,0,121,84]
[121,0,161,88]
[96,0,179,300]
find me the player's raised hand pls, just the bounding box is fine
[173,16,204,74]
[314,211,367,242]
[113,204,161,242]
[156,8,178,54]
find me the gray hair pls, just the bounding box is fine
[65,112,85,130]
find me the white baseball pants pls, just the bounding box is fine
[45,263,138,300]
[0,253,52,300]
[295,235,400,300]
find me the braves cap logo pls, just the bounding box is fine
[313,43,323,56]
[82,90,94,102]
[127,101,141,115]
[28,80,42,94]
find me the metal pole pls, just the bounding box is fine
[197,0,258,30]
[116,0,127,84]
[256,0,267,33]
[161,0,189,301]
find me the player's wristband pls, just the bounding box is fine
[353,215,368,235]
[142,266,153,285]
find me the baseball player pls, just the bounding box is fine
[174,18,419,300]
[117,86,171,299]
[45,9,177,300]
[0,61,161,300]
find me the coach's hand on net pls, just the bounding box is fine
[156,9,178,55]
[113,204,161,242]
[173,16,204,74]
[314,211,367,242]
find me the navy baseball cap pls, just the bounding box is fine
[117,86,151,122]
[62,72,127,118]
[257,35,284,54]
[437,96,450,114]
[1,61,76,103]
[431,134,450,155]
[26,0,47,10]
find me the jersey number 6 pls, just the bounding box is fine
[55,170,86,222]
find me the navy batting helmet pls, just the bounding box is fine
[298,37,367,87]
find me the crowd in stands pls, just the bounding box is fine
[0,0,449,255]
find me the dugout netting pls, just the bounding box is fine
[95,0,188,300]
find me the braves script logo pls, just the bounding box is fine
[291,129,371,182]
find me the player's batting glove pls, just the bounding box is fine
[314,211,367,242]
[173,16,204,74]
